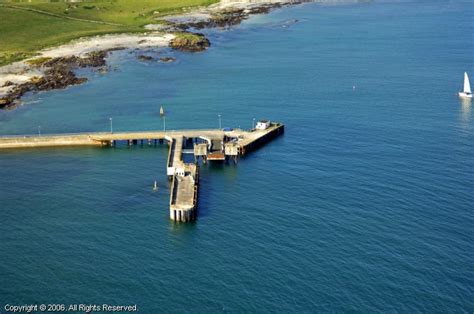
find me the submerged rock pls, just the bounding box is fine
[98,66,108,74]
[137,55,153,61]
[159,57,176,63]
[138,55,154,61]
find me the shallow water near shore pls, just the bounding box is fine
[1,0,473,312]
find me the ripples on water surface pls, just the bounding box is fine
[0,0,473,312]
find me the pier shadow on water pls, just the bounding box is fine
[168,220,198,234]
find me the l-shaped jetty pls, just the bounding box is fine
[0,122,284,222]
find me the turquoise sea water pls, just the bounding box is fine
[1,0,473,312]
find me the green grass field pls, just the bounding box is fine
[0,0,218,66]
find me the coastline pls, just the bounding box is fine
[0,0,305,109]
[0,33,174,96]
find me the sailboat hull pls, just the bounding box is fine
[458,92,472,99]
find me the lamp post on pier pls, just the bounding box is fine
[109,117,113,134]
[252,118,255,130]
[163,116,166,132]
[218,113,222,129]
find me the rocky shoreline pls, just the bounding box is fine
[0,33,173,109]
[0,0,305,109]
[168,4,284,30]
[0,51,109,109]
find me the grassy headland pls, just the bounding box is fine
[0,0,218,66]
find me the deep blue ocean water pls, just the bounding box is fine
[1,0,473,312]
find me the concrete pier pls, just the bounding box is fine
[170,163,199,222]
[0,122,284,222]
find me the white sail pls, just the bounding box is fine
[464,72,471,94]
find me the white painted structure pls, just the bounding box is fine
[175,167,185,177]
[256,120,271,130]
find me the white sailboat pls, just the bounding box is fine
[458,72,472,99]
[160,105,165,116]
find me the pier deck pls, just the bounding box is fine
[0,123,284,222]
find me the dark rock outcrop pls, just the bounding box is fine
[176,3,286,30]
[0,68,87,108]
[0,51,109,109]
[41,51,108,69]
[169,32,210,52]
[77,51,108,67]
[2,81,14,87]
[35,67,88,90]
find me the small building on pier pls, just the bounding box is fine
[256,120,271,130]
